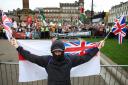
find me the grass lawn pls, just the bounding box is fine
[83,37,128,65]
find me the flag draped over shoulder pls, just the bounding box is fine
[112,16,127,44]
[17,40,100,82]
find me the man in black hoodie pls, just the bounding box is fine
[10,38,105,85]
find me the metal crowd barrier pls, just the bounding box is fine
[0,62,128,85]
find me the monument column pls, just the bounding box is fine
[22,0,30,15]
[20,0,30,20]
[23,0,29,9]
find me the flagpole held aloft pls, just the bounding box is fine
[103,30,112,41]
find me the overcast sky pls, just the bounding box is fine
[0,0,128,12]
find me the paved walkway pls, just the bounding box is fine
[0,40,18,62]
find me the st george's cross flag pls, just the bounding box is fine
[112,16,127,44]
[17,40,100,82]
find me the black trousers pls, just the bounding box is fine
[48,80,71,85]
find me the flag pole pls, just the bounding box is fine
[103,30,111,41]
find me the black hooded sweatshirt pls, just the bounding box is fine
[17,40,99,85]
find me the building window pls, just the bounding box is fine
[63,10,65,12]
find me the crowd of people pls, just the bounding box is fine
[0,19,112,39]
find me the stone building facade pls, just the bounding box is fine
[108,1,128,24]
[37,0,84,25]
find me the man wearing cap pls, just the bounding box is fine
[10,38,105,85]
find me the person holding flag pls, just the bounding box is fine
[2,10,105,85]
[2,9,105,85]
[10,38,105,85]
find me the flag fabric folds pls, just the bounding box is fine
[2,12,13,40]
[64,40,97,56]
[17,40,100,82]
[112,16,127,44]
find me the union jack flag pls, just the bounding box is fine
[64,40,97,56]
[2,11,13,40]
[112,16,127,44]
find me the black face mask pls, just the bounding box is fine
[52,52,64,62]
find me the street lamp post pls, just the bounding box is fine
[91,0,93,24]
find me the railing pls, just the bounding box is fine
[0,62,128,85]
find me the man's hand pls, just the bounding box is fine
[98,40,105,49]
[10,38,19,48]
